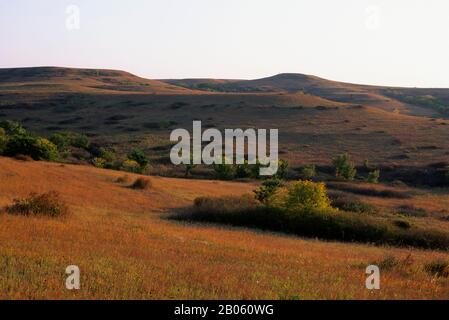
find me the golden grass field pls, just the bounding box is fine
[1,156,449,300]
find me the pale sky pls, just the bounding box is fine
[1,0,449,87]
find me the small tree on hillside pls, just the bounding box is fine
[301,164,316,180]
[333,153,357,181]
[254,179,283,205]
[367,169,380,184]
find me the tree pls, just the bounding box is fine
[213,157,236,180]
[0,120,27,136]
[254,179,283,205]
[4,135,58,161]
[333,153,357,181]
[301,164,316,180]
[276,159,289,179]
[367,169,380,184]
[284,180,331,211]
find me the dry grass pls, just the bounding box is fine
[0,157,449,299]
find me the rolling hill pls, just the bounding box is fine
[1,67,449,175]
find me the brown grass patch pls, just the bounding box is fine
[5,191,69,218]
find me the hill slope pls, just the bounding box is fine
[0,67,196,95]
[1,157,449,299]
[166,73,449,116]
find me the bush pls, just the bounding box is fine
[131,178,152,190]
[128,149,150,171]
[254,179,283,205]
[394,219,412,229]
[4,135,58,161]
[0,120,27,136]
[235,162,250,179]
[50,132,71,151]
[367,169,380,184]
[213,162,236,180]
[276,159,289,179]
[70,134,90,149]
[92,157,107,168]
[300,164,316,180]
[333,153,357,180]
[34,138,59,161]
[279,180,331,211]
[174,195,449,250]
[329,193,377,214]
[5,191,69,217]
[425,260,449,278]
[115,175,130,184]
[121,159,142,173]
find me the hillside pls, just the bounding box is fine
[0,67,196,95]
[1,67,449,175]
[1,157,449,299]
[166,73,449,116]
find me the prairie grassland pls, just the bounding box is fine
[0,157,449,299]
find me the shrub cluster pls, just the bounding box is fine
[174,180,449,251]
[5,191,69,217]
[0,121,58,161]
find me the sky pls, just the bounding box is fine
[1,0,449,87]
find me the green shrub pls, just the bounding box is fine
[249,160,263,179]
[0,120,27,136]
[4,135,58,161]
[254,179,283,205]
[50,132,71,151]
[121,159,142,173]
[329,193,377,214]
[300,164,316,180]
[70,134,90,149]
[333,153,357,180]
[235,162,250,178]
[279,180,331,211]
[92,157,107,168]
[34,138,59,161]
[174,195,449,250]
[367,169,380,183]
[128,149,150,171]
[213,161,236,180]
[276,159,289,179]
[5,191,69,217]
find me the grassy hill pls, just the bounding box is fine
[1,157,449,299]
[1,67,449,177]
